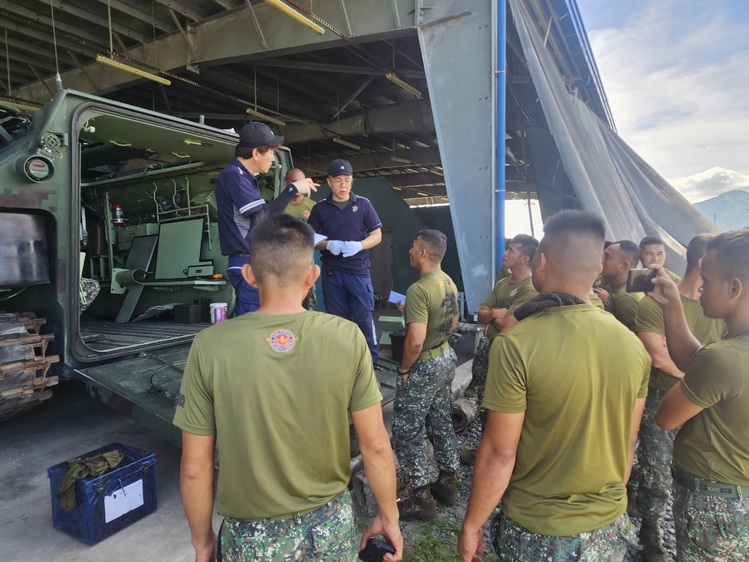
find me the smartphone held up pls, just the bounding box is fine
[626,268,657,293]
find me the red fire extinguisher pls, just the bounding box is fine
[112,203,125,228]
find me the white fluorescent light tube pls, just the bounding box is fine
[385,72,422,98]
[245,107,287,127]
[96,55,171,86]
[265,0,325,35]
[332,137,361,150]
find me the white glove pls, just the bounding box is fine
[326,240,344,255]
[342,241,363,258]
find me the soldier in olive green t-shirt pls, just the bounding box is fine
[464,235,538,415]
[394,230,460,521]
[654,231,749,562]
[459,211,649,562]
[283,168,317,309]
[631,233,726,559]
[597,240,643,332]
[174,214,402,561]
[633,294,724,557]
[485,305,650,536]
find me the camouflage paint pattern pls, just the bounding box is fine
[392,348,459,489]
[673,484,749,562]
[218,490,356,561]
[79,278,100,312]
[491,511,638,561]
[635,387,675,520]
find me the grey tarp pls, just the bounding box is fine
[509,0,716,274]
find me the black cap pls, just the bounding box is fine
[238,122,283,149]
[327,159,353,177]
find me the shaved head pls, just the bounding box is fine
[248,214,314,287]
[534,210,606,293]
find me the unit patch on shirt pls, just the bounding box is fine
[268,329,297,352]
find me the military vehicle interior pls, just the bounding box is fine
[72,108,285,357]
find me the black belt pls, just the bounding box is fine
[231,253,250,257]
[672,465,748,500]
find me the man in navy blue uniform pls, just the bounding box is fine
[308,159,382,364]
[215,122,316,315]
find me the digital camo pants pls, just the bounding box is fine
[471,335,491,408]
[636,387,676,519]
[491,511,637,561]
[218,490,356,561]
[392,348,459,490]
[673,484,749,562]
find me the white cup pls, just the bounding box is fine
[209,302,228,324]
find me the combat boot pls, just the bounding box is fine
[430,470,458,506]
[398,485,436,521]
[639,518,668,562]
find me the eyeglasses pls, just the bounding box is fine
[330,177,353,186]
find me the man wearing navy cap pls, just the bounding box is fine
[308,159,382,364]
[215,122,316,315]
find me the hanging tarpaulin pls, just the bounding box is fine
[508,0,715,273]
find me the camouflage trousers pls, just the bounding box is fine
[491,511,637,561]
[218,490,357,561]
[471,336,491,409]
[673,482,749,561]
[635,387,676,519]
[392,348,459,489]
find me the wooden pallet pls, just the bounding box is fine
[0,313,59,421]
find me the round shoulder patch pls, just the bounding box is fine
[268,329,297,352]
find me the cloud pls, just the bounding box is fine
[670,167,749,203]
[579,0,749,200]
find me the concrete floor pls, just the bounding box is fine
[0,325,478,562]
[0,380,222,562]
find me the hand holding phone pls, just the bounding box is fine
[358,537,397,562]
[626,268,657,293]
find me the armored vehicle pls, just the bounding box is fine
[0,90,291,442]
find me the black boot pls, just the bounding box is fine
[639,518,667,562]
[430,470,458,506]
[398,485,436,521]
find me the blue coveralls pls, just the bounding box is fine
[307,193,382,364]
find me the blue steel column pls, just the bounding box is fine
[495,0,507,269]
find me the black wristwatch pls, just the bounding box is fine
[398,367,411,376]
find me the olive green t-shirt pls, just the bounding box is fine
[589,291,605,310]
[481,276,538,339]
[609,282,643,332]
[635,295,725,390]
[283,197,316,222]
[173,311,382,520]
[405,269,458,351]
[674,333,749,485]
[663,268,682,283]
[484,304,650,536]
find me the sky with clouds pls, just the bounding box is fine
[576,0,749,202]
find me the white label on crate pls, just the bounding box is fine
[104,479,144,523]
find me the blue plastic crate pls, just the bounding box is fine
[47,442,157,545]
